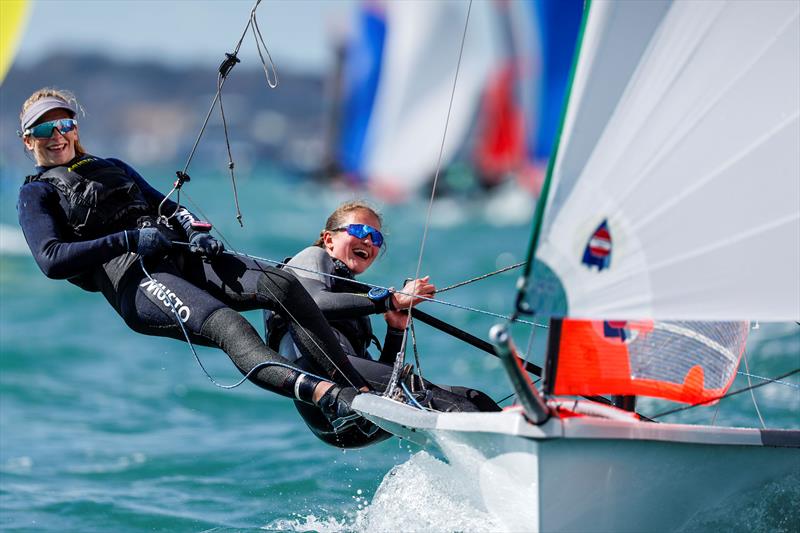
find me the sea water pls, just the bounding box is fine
[1,169,798,532]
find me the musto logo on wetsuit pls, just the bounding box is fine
[139,279,191,322]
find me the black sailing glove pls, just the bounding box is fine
[189,231,224,258]
[174,208,224,259]
[136,227,172,258]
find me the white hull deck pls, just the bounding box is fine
[353,395,800,532]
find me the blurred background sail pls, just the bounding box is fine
[327,0,583,201]
[0,0,30,84]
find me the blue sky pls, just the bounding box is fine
[15,0,357,73]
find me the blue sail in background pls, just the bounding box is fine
[336,2,386,182]
[529,0,583,163]
[332,0,582,199]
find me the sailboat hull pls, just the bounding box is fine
[353,395,799,532]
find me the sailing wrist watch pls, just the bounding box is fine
[368,287,393,311]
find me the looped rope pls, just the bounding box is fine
[157,0,277,226]
[249,2,279,88]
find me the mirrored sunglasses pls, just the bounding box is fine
[334,223,384,247]
[24,118,78,139]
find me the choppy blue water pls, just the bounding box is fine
[1,169,798,532]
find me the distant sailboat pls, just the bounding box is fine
[330,0,582,201]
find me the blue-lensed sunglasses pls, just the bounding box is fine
[24,118,78,139]
[334,224,384,247]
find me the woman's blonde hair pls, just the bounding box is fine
[313,200,384,248]
[20,87,87,157]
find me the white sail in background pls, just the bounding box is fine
[362,0,496,198]
[535,0,800,322]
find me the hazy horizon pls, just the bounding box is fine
[14,0,357,74]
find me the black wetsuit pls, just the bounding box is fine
[266,246,403,362]
[267,246,501,447]
[17,155,369,403]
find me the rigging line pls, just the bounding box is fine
[387,0,476,397]
[742,349,766,429]
[409,318,427,391]
[710,399,721,426]
[523,316,538,361]
[736,371,800,390]
[172,244,549,328]
[494,377,542,405]
[174,189,524,299]
[436,261,526,293]
[511,0,590,319]
[495,392,516,405]
[137,257,329,389]
[649,367,800,419]
[217,70,244,226]
[405,0,473,311]
[385,325,410,398]
[158,0,274,223]
[181,0,257,176]
[408,27,470,279]
[400,381,429,411]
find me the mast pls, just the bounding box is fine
[493,1,590,423]
[513,0,590,317]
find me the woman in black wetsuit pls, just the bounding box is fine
[16,87,374,438]
[267,201,500,447]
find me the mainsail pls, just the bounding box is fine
[529,0,800,323]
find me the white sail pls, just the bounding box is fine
[361,0,496,198]
[535,0,800,322]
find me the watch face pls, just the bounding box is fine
[368,287,389,300]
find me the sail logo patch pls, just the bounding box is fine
[603,320,630,342]
[591,320,653,345]
[582,219,612,271]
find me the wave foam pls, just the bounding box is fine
[0,224,30,255]
[265,450,506,533]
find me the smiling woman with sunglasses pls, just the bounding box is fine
[15,88,391,439]
[266,201,500,447]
